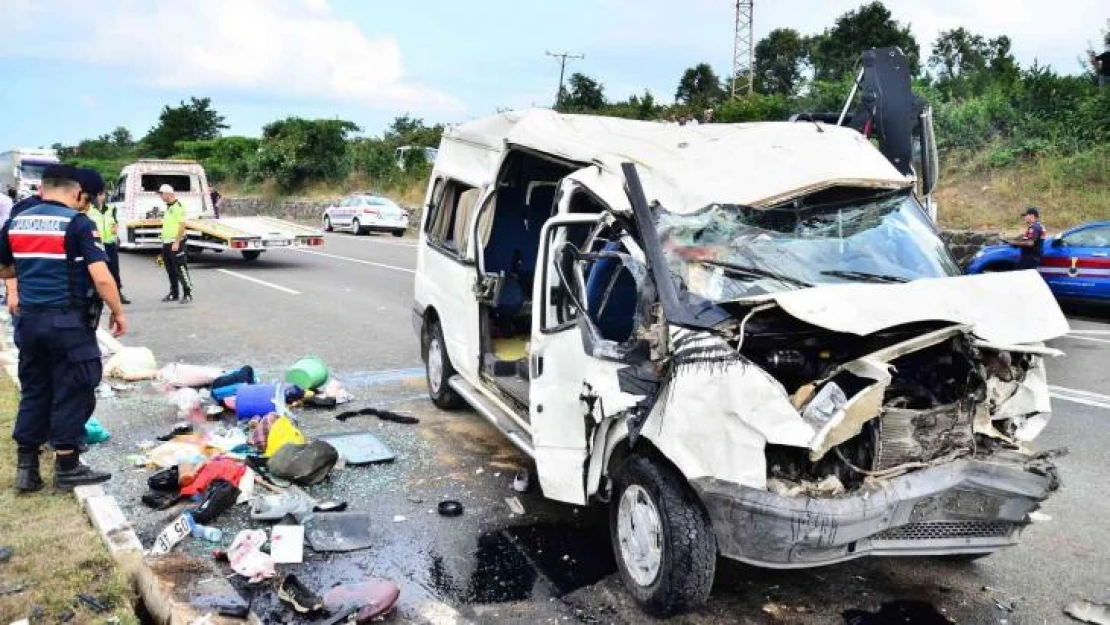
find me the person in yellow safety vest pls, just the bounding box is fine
[87,195,131,305]
[158,184,193,304]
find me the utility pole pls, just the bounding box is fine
[546,51,585,109]
[731,0,754,97]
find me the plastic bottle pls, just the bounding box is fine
[191,522,223,543]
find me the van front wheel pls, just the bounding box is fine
[424,319,464,410]
[610,455,716,616]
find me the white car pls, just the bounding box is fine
[323,193,409,237]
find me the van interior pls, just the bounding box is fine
[476,150,629,412]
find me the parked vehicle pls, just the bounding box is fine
[966,220,1110,305]
[110,160,324,261]
[411,52,1067,617]
[0,147,60,199]
[322,193,409,237]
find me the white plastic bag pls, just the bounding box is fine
[228,529,275,583]
[104,347,158,381]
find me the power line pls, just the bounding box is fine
[731,0,754,97]
[545,51,585,108]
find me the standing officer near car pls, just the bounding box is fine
[158,184,193,303]
[0,165,127,492]
[1003,206,1047,270]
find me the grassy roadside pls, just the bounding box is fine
[935,145,1109,233]
[0,375,138,623]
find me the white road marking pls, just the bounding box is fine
[293,248,415,274]
[1062,334,1110,346]
[216,269,301,295]
[1049,385,1110,410]
[326,233,418,247]
[1070,330,1110,335]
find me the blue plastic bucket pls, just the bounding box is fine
[212,382,245,402]
[235,384,286,420]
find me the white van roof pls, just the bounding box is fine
[440,109,912,213]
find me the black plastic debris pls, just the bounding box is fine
[76,593,109,613]
[844,601,954,624]
[304,512,373,552]
[438,500,464,517]
[0,546,12,564]
[336,407,419,424]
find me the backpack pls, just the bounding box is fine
[268,440,339,486]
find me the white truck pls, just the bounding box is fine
[412,49,1066,615]
[108,160,324,261]
[0,147,60,199]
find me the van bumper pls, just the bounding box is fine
[691,453,1057,568]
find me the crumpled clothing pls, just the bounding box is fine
[147,441,207,469]
[159,363,224,388]
[180,457,248,497]
[228,530,275,583]
[247,414,280,450]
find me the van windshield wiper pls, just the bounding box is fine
[699,259,812,288]
[820,270,909,283]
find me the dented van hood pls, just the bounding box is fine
[754,271,1069,345]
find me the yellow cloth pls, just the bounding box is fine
[265,416,305,457]
[161,200,185,242]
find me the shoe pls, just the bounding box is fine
[162,294,179,302]
[120,294,132,305]
[180,293,193,304]
[277,574,323,614]
[15,451,43,493]
[53,461,111,490]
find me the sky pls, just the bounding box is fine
[0,0,1104,149]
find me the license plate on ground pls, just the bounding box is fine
[149,513,193,555]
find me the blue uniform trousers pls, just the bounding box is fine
[12,309,102,451]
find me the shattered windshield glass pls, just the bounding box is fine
[656,191,960,301]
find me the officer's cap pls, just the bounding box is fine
[158,184,175,194]
[75,167,105,197]
[1022,206,1040,218]
[41,164,81,184]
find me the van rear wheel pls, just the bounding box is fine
[424,319,464,409]
[610,455,716,616]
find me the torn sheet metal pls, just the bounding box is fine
[765,271,1069,345]
[640,330,815,489]
[984,358,1054,442]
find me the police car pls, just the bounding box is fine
[966,220,1110,305]
[322,193,409,237]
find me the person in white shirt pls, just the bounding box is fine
[0,191,12,228]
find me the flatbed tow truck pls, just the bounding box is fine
[110,159,324,261]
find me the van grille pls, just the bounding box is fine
[873,521,1014,541]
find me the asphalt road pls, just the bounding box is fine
[87,233,1110,624]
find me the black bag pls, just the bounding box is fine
[190,478,240,524]
[211,366,256,391]
[147,466,180,493]
[268,440,339,486]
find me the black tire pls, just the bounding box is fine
[241,250,263,261]
[392,230,405,238]
[423,319,464,409]
[609,455,716,616]
[324,216,333,232]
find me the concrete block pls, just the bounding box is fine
[73,484,106,506]
[83,494,144,560]
[138,554,258,625]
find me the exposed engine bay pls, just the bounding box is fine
[713,304,1058,497]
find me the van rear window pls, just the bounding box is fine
[141,174,192,192]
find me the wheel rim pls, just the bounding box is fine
[427,334,444,394]
[351,219,360,234]
[617,484,663,587]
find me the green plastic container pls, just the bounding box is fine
[286,356,330,390]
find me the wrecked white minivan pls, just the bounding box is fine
[413,103,1067,614]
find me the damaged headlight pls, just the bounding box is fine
[803,382,847,423]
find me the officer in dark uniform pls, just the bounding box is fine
[1004,206,1046,270]
[0,165,128,492]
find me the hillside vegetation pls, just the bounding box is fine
[57,3,1108,231]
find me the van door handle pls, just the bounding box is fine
[530,352,544,378]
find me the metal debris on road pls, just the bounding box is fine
[505,496,525,515]
[1066,600,1110,625]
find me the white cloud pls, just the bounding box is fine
[0,0,463,113]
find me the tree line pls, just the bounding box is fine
[61,2,1108,193]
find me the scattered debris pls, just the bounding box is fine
[505,496,525,515]
[844,601,955,624]
[304,512,373,552]
[159,363,223,388]
[0,582,27,596]
[316,431,394,465]
[1066,600,1110,625]
[84,417,110,444]
[438,500,464,517]
[149,513,194,555]
[95,383,115,399]
[277,574,324,614]
[75,593,110,613]
[104,346,157,380]
[392,515,407,523]
[269,439,339,485]
[512,469,530,493]
[228,530,275,582]
[251,493,313,521]
[1029,511,1052,522]
[335,407,418,424]
[270,525,305,565]
[763,602,787,621]
[155,423,193,442]
[995,600,1016,612]
[0,546,11,563]
[322,579,401,621]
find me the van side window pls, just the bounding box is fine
[424,178,475,256]
[113,176,127,202]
